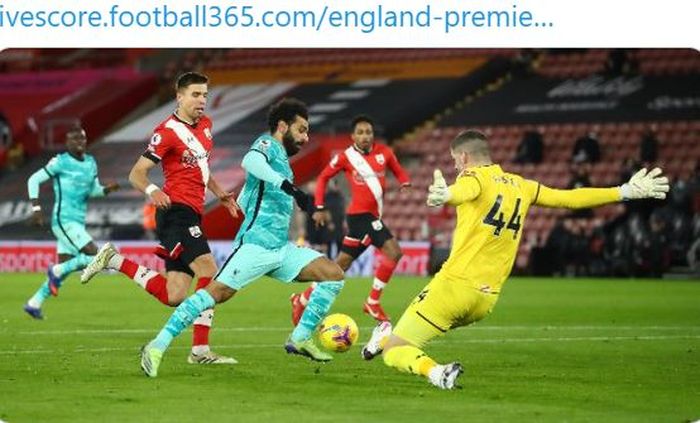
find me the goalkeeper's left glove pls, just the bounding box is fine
[619,167,670,200]
[426,169,451,207]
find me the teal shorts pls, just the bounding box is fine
[215,242,323,290]
[51,221,93,256]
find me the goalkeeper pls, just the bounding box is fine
[361,129,669,390]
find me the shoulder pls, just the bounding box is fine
[250,135,278,157]
[200,115,212,128]
[375,143,395,155]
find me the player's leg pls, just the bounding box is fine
[365,230,403,321]
[141,243,277,377]
[47,223,96,295]
[380,279,497,389]
[24,253,73,319]
[24,224,94,318]
[82,206,195,305]
[81,242,180,304]
[185,252,236,364]
[275,246,344,361]
[290,251,354,325]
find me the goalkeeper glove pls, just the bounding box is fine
[426,169,451,207]
[619,167,670,200]
[281,180,315,214]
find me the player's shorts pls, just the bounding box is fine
[51,221,93,256]
[155,203,211,277]
[393,275,500,348]
[341,213,394,258]
[215,242,323,290]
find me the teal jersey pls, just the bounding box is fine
[42,153,103,225]
[235,134,294,249]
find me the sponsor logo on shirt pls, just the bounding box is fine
[189,225,202,238]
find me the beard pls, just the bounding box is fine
[283,130,301,156]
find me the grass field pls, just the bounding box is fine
[1,273,699,422]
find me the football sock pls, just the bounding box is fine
[52,254,93,279]
[290,281,344,343]
[110,253,170,305]
[300,283,315,306]
[368,257,397,303]
[152,290,216,351]
[383,345,438,377]
[27,281,51,308]
[192,277,214,352]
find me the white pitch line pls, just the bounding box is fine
[10,325,700,336]
[1,335,699,355]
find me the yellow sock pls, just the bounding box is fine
[383,345,437,377]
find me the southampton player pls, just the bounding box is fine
[290,115,411,324]
[362,130,670,389]
[81,72,240,365]
[139,98,347,377]
[23,127,119,319]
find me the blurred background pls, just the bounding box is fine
[0,48,698,278]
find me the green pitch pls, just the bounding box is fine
[1,274,698,422]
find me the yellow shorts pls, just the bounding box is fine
[393,274,499,348]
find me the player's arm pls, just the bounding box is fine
[129,156,171,209]
[241,150,314,214]
[312,158,343,227]
[207,174,240,218]
[89,175,119,198]
[27,163,55,226]
[426,169,481,207]
[531,167,669,208]
[386,149,412,192]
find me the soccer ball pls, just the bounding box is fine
[317,313,359,352]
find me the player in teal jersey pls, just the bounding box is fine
[139,98,347,377]
[23,127,119,319]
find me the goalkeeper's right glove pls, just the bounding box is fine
[426,169,451,207]
[619,167,670,200]
[281,180,314,214]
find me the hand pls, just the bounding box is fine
[30,210,45,227]
[149,189,172,209]
[620,167,669,200]
[281,180,314,215]
[312,210,328,228]
[427,169,451,207]
[399,183,412,194]
[105,182,120,194]
[219,192,241,218]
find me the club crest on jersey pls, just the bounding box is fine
[375,153,385,165]
[150,133,162,146]
[189,225,202,238]
[204,128,212,139]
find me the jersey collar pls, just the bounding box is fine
[352,143,374,155]
[173,111,199,128]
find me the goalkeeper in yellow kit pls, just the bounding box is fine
[361,129,670,389]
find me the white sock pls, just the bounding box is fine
[108,253,124,270]
[372,278,387,291]
[191,345,210,355]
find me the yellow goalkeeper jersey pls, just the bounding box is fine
[437,164,620,292]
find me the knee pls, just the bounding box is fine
[389,250,403,262]
[206,281,236,304]
[325,263,344,281]
[167,290,188,306]
[191,255,217,277]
